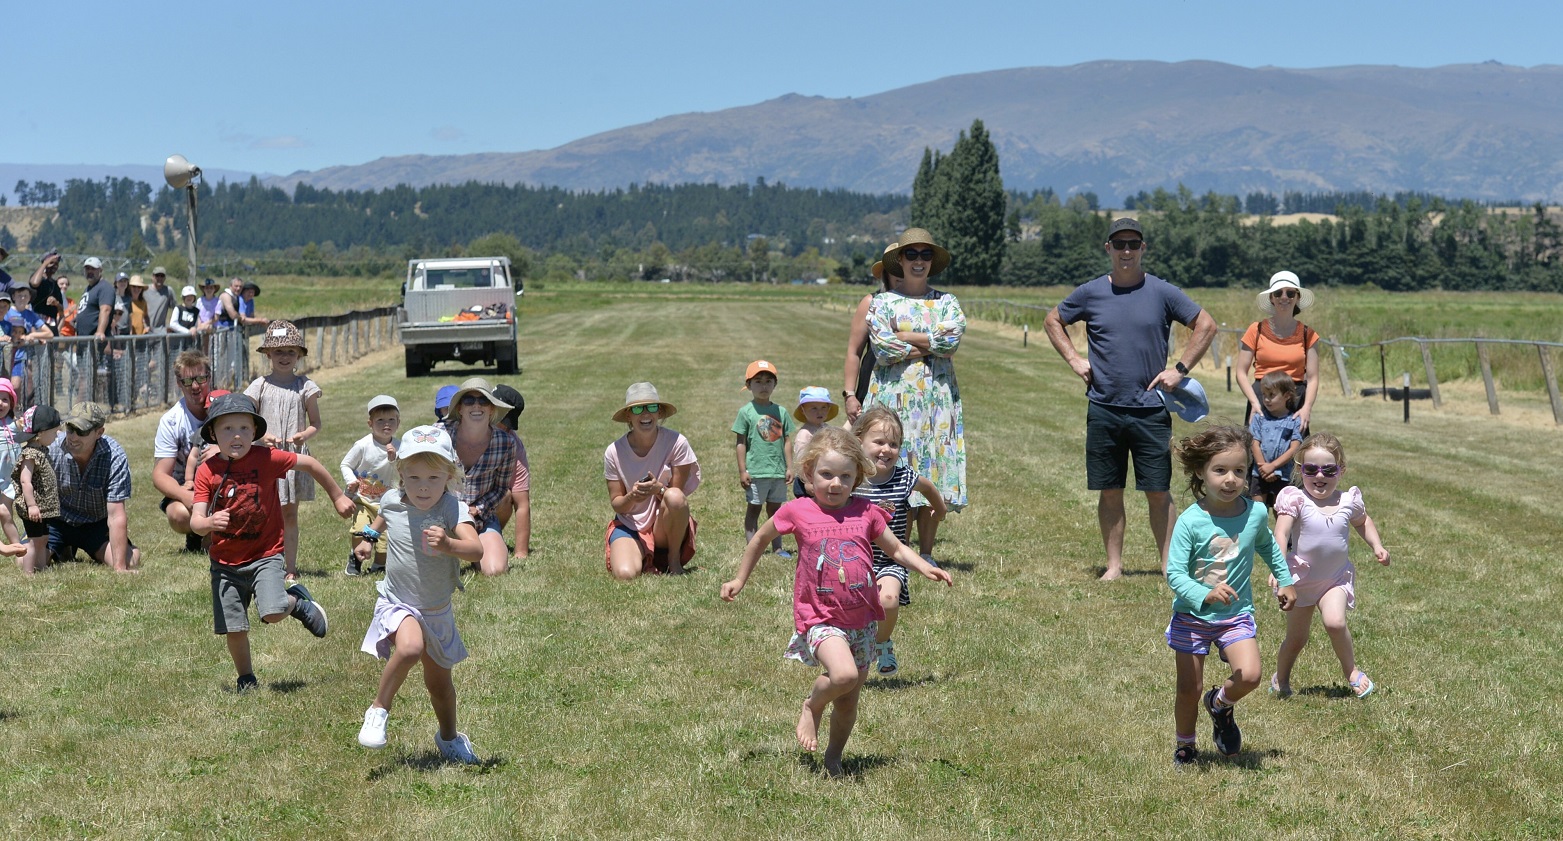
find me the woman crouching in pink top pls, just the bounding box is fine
[603,382,700,580]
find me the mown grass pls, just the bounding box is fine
[1,284,1560,839]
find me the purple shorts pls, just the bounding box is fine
[1164,611,1257,656]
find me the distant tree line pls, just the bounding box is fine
[11,167,1563,292]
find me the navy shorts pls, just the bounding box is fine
[1085,402,1173,492]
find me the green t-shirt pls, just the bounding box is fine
[731,401,795,478]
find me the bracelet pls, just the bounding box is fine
[358,526,381,542]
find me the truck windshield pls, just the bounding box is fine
[421,267,498,289]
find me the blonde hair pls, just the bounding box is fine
[1295,431,1346,471]
[850,406,903,446]
[397,450,461,490]
[1175,424,1251,500]
[797,426,876,491]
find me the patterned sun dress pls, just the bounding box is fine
[244,374,321,504]
[865,287,967,511]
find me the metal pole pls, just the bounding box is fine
[1379,345,1387,400]
[1402,372,1411,423]
[184,185,199,287]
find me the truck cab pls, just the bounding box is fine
[398,256,521,377]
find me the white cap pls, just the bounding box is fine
[83,257,103,269]
[180,285,198,297]
[397,425,465,492]
[367,394,399,413]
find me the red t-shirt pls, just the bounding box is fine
[194,446,298,565]
[770,497,890,634]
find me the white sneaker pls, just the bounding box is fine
[435,731,480,765]
[358,706,388,749]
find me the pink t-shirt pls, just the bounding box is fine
[603,427,700,533]
[771,496,890,634]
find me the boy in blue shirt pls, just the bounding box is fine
[1247,371,1303,511]
[732,360,795,558]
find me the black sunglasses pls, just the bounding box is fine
[1108,239,1144,251]
[1271,289,1298,299]
[901,248,936,261]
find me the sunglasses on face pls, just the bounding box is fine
[460,395,491,407]
[1271,289,1298,299]
[901,248,936,261]
[1300,462,1340,477]
[178,375,210,387]
[630,403,660,415]
[1108,239,1144,251]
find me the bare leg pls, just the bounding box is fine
[422,657,459,741]
[607,535,645,581]
[477,529,509,576]
[874,578,901,644]
[915,506,939,556]
[282,502,299,578]
[1219,638,1263,702]
[1146,490,1175,574]
[373,617,424,711]
[226,631,253,677]
[651,489,690,574]
[796,636,861,753]
[822,678,866,777]
[765,501,783,552]
[1274,604,1315,691]
[1097,489,1126,580]
[1173,651,1204,738]
[743,503,762,546]
[1316,587,1357,682]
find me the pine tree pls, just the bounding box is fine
[939,120,1006,283]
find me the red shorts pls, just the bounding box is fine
[603,516,698,574]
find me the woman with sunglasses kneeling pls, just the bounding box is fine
[1237,272,1321,432]
[441,378,517,576]
[603,382,701,580]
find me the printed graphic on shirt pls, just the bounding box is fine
[1195,533,1239,587]
[755,414,784,443]
[209,466,267,542]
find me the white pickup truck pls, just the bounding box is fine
[398,256,522,377]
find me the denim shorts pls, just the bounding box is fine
[1085,402,1173,492]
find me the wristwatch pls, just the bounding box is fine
[841,390,853,400]
[1174,361,1189,375]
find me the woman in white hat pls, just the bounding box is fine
[603,382,701,580]
[865,228,967,561]
[1237,271,1321,430]
[841,242,901,424]
[440,377,517,576]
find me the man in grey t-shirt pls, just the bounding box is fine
[1044,218,1217,580]
[144,267,176,333]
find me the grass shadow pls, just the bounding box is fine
[366,750,506,780]
[796,751,896,778]
[1090,566,1165,579]
[267,679,308,695]
[866,672,943,691]
[1180,747,1284,771]
[1297,684,1357,699]
[937,560,976,573]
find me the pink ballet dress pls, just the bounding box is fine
[1275,485,1365,608]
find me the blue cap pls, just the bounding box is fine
[434,385,459,411]
[1158,377,1210,423]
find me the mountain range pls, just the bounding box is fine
[11,61,1563,205]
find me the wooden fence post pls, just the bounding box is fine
[1476,341,1499,415]
[1331,341,1350,396]
[1418,340,1442,408]
[1540,343,1563,426]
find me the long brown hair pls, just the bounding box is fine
[1175,425,1251,500]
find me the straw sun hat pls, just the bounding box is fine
[613,382,677,424]
[883,228,951,277]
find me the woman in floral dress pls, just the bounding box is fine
[866,227,966,560]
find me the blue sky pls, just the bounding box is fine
[9,0,1559,177]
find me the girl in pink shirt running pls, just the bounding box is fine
[721,427,951,776]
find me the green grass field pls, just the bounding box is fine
[3,284,1560,839]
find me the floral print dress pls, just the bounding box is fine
[866,288,967,511]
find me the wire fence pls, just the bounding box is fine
[822,293,1563,425]
[12,305,399,420]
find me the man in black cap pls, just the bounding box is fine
[1043,217,1217,581]
[47,402,140,571]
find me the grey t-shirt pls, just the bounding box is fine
[375,488,474,609]
[1054,273,1204,409]
[144,284,175,332]
[75,279,117,337]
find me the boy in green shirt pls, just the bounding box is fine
[732,360,795,558]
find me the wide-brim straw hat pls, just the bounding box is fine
[259,320,308,354]
[884,228,951,278]
[613,381,677,424]
[448,377,513,422]
[869,242,901,289]
[1257,271,1315,315]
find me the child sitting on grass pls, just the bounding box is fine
[1166,425,1296,766]
[721,427,951,776]
[190,393,356,693]
[354,425,485,764]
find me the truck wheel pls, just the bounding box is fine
[405,350,425,378]
[497,347,519,375]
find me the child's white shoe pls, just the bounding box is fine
[358,706,388,749]
[436,731,480,765]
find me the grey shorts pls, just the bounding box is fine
[1085,402,1173,492]
[745,477,789,505]
[210,553,289,634]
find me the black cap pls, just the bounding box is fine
[200,393,269,444]
[241,281,262,296]
[1108,218,1143,238]
[493,384,524,430]
[15,404,61,443]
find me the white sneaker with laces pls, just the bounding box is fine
[358,706,388,749]
[436,731,480,765]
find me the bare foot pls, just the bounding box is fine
[822,755,845,777]
[1099,567,1124,581]
[796,699,822,751]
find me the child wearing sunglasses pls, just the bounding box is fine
[1268,432,1390,699]
[604,382,701,579]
